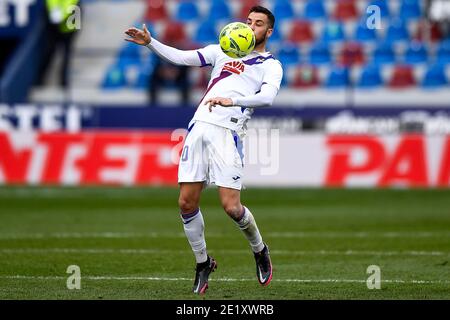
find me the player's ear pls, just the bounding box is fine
[266,28,273,38]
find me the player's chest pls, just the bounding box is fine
[214,57,265,82]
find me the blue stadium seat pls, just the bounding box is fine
[141,22,156,38]
[102,65,127,89]
[280,66,290,87]
[117,57,142,70]
[385,18,409,43]
[274,0,295,21]
[325,66,350,87]
[309,42,331,65]
[421,64,448,88]
[321,22,346,43]
[194,20,217,44]
[176,1,200,22]
[207,0,231,22]
[436,40,450,65]
[404,42,428,64]
[399,0,421,20]
[117,40,143,68]
[269,24,282,42]
[357,64,383,87]
[134,58,155,89]
[119,41,141,61]
[354,19,378,42]
[367,0,390,18]
[373,42,396,64]
[303,0,326,20]
[135,70,151,89]
[278,44,300,66]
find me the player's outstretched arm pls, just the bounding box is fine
[205,84,279,112]
[124,24,204,67]
[125,24,151,46]
[204,97,233,112]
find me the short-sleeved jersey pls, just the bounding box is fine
[190,45,283,137]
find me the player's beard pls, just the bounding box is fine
[255,31,268,46]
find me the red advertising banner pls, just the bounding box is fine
[325,135,450,187]
[0,131,182,186]
[0,131,449,187]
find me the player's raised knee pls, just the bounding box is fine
[178,197,198,214]
[222,203,243,220]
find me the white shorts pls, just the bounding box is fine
[178,121,244,190]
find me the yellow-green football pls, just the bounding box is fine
[219,22,256,59]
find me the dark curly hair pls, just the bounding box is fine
[248,6,275,29]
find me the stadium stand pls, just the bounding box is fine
[12,0,448,107]
[175,1,201,22]
[144,0,168,22]
[288,20,315,43]
[422,63,448,87]
[388,64,417,88]
[309,42,332,65]
[332,0,359,21]
[326,65,351,87]
[207,0,232,22]
[292,65,320,88]
[303,0,327,20]
[357,63,383,87]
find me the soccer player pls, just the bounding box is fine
[125,6,283,294]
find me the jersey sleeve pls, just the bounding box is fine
[262,60,283,90]
[230,59,284,108]
[147,40,221,67]
[196,44,220,67]
[231,83,279,108]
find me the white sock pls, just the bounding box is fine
[234,206,264,253]
[180,208,207,263]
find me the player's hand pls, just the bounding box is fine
[124,24,151,46]
[204,97,234,112]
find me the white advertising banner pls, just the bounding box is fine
[243,132,450,188]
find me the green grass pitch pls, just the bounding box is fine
[0,186,449,300]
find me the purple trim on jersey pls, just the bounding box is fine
[184,122,195,140]
[242,55,275,66]
[199,70,233,104]
[197,51,212,68]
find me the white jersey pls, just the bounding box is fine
[191,45,283,137]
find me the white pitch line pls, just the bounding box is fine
[0,232,185,239]
[0,231,449,240]
[0,275,449,285]
[0,248,448,256]
[267,232,450,238]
